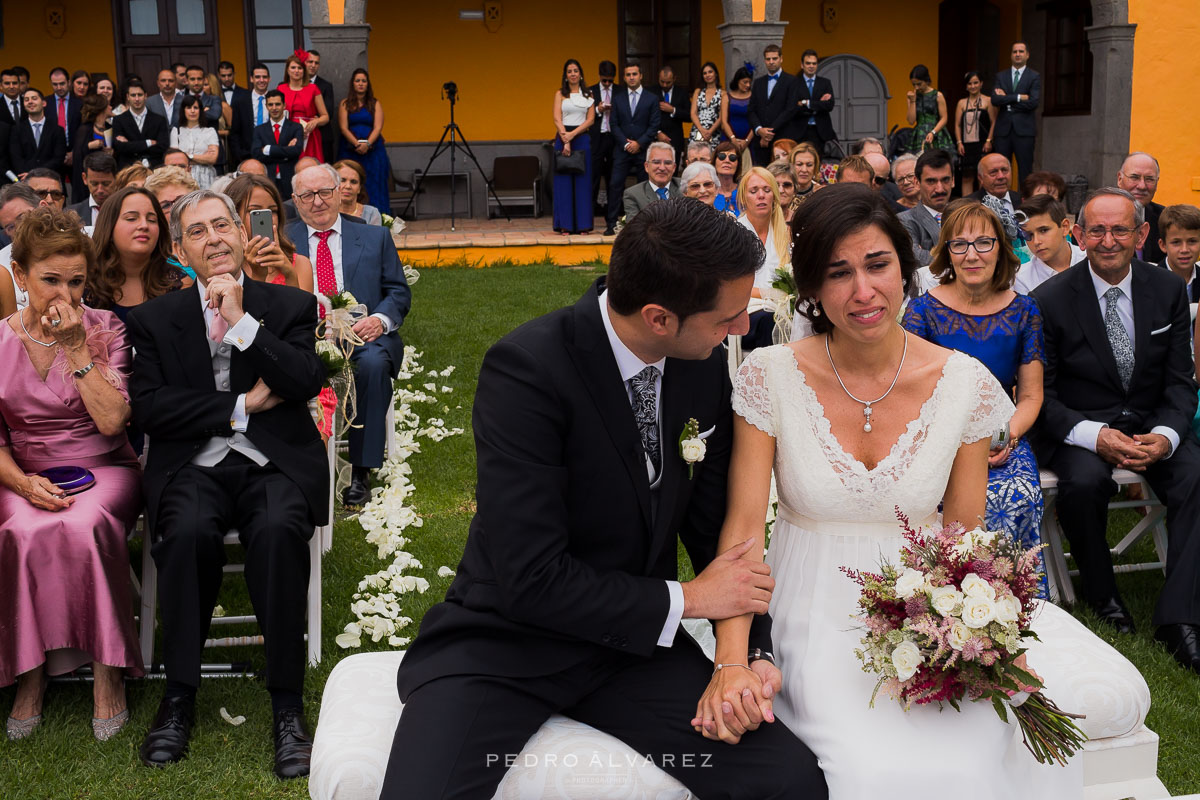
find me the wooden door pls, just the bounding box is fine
[938,0,1001,118]
[821,55,891,157]
[113,0,219,84]
[617,0,701,90]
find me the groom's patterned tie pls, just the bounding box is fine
[629,366,661,475]
[1103,287,1134,390]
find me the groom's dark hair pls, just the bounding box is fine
[607,198,763,325]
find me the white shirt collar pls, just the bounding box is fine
[921,203,942,221]
[597,288,666,384]
[306,212,343,239]
[1088,260,1134,302]
[89,195,100,212]
[131,108,146,120]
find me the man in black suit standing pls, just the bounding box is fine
[794,50,835,151]
[231,64,272,171]
[588,60,617,218]
[0,69,24,129]
[604,62,660,235]
[1032,188,1200,672]
[112,80,170,170]
[991,41,1040,182]
[45,68,82,182]
[1117,152,1165,263]
[654,65,687,165]
[305,51,338,166]
[219,61,251,169]
[383,199,826,798]
[747,44,799,167]
[968,152,1021,214]
[129,189,327,778]
[9,89,66,178]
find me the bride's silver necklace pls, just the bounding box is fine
[18,309,56,348]
[825,332,908,433]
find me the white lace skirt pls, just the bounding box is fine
[766,505,1083,800]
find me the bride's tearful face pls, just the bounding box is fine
[818,224,905,338]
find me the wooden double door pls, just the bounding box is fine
[113,0,219,84]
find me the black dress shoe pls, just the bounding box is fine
[139,696,195,767]
[602,226,615,236]
[273,708,313,780]
[342,467,370,507]
[1090,597,1136,635]
[1155,623,1200,673]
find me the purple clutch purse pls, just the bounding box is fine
[36,466,96,495]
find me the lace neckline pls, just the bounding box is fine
[924,288,1018,318]
[784,347,959,475]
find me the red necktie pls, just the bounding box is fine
[273,123,280,143]
[57,97,66,130]
[315,230,337,317]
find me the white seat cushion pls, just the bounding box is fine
[310,651,693,800]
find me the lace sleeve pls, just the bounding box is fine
[732,348,776,437]
[961,356,1015,444]
[1020,296,1046,365]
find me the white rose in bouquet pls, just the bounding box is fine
[895,567,926,600]
[962,594,998,628]
[930,585,964,617]
[891,640,923,681]
[960,572,996,601]
[948,620,972,650]
[995,593,1022,625]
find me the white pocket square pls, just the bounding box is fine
[1150,325,1171,335]
[698,425,716,440]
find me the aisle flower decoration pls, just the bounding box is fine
[843,510,1087,766]
[316,290,366,428]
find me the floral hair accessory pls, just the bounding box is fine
[743,60,757,77]
[294,48,311,63]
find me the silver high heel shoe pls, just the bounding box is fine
[6,713,42,740]
[92,708,130,742]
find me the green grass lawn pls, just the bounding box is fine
[2,263,1198,797]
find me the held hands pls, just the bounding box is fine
[561,141,571,157]
[20,474,72,511]
[681,538,774,620]
[352,316,385,343]
[355,141,369,155]
[244,377,283,414]
[1096,428,1170,471]
[303,119,317,134]
[205,273,245,327]
[692,659,781,744]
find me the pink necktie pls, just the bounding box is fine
[208,310,228,343]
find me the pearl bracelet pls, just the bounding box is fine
[713,662,752,674]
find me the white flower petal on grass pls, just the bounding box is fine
[212,605,225,618]
[219,707,246,726]
[437,566,456,578]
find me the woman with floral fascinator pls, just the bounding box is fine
[279,49,330,162]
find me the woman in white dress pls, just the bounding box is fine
[169,95,218,189]
[695,183,1086,798]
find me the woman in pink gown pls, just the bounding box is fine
[1,208,144,742]
[279,51,330,162]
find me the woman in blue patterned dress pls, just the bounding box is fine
[338,69,391,214]
[903,200,1049,597]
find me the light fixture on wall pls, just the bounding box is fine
[458,9,484,20]
[821,0,839,33]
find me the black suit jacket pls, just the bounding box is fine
[251,118,305,196]
[655,83,688,151]
[610,86,661,151]
[1031,259,1198,461]
[228,87,256,166]
[127,279,329,529]
[44,94,82,147]
[67,199,93,226]
[9,118,66,174]
[992,67,1040,138]
[0,120,12,183]
[0,96,23,127]
[747,71,800,141]
[396,278,773,698]
[794,74,836,143]
[111,110,170,169]
[1143,201,1166,264]
[588,82,613,143]
[313,75,337,164]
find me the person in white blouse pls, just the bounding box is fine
[169,96,219,189]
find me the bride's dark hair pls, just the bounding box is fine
[789,183,918,335]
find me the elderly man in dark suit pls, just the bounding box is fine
[129,189,328,778]
[9,89,66,178]
[991,41,1040,182]
[604,62,661,235]
[1031,187,1200,672]
[1117,152,1165,263]
[898,149,954,268]
[794,50,835,150]
[623,141,681,222]
[286,164,411,507]
[747,44,799,167]
[383,199,826,799]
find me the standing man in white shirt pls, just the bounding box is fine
[231,63,271,170]
[1014,194,1085,293]
[147,69,184,128]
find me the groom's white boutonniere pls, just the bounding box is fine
[678,418,711,479]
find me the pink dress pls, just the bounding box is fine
[0,309,145,686]
[278,82,325,162]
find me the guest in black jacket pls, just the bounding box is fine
[9,90,66,177]
[111,81,169,170]
[747,44,799,167]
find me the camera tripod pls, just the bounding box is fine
[403,84,509,230]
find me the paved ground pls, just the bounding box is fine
[394,215,613,249]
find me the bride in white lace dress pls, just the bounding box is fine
[695,185,1083,798]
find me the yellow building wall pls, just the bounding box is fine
[216,0,248,76]
[1128,0,1200,205]
[0,1,117,86]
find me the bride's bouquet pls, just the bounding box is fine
[842,510,1087,766]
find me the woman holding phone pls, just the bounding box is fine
[223,174,313,291]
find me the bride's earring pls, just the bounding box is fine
[810,300,822,317]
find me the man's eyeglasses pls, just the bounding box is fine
[295,187,336,204]
[715,152,737,162]
[183,217,236,241]
[945,237,997,255]
[33,189,66,201]
[1083,226,1137,242]
[896,174,917,184]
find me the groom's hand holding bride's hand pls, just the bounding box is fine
[680,538,774,620]
[691,660,782,745]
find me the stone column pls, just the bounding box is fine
[718,0,788,86]
[306,0,370,105]
[1085,21,1136,188]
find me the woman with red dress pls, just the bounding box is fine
[278,50,330,162]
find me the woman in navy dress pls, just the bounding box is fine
[903,201,1049,597]
[338,69,391,215]
[551,59,595,234]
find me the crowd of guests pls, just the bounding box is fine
[0,95,411,780]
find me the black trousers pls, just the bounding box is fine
[797,126,824,148]
[349,338,398,469]
[382,639,826,799]
[590,131,614,213]
[1045,436,1200,626]
[152,452,313,691]
[750,139,774,168]
[993,132,1035,182]
[606,149,647,227]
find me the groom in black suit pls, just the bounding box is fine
[128,190,328,778]
[1032,188,1200,671]
[384,200,826,798]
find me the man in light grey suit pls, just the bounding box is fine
[147,69,184,128]
[898,149,954,271]
[623,142,681,223]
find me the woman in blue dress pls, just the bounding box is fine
[902,201,1050,597]
[722,66,753,157]
[338,68,391,215]
[551,59,595,234]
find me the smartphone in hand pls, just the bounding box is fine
[249,208,274,242]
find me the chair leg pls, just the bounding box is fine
[1040,492,1076,606]
[139,521,157,671]
[307,524,322,667]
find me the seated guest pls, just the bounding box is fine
[161,148,190,170]
[1031,187,1200,661]
[237,158,268,177]
[771,137,796,162]
[144,166,199,226]
[1014,194,1085,293]
[169,95,219,189]
[1117,152,1164,263]
[224,173,314,291]
[766,160,799,222]
[71,95,113,201]
[1022,170,1067,203]
[128,189,328,777]
[788,141,822,201]
[679,161,717,206]
[333,159,381,225]
[86,186,185,323]
[10,89,67,177]
[851,136,885,156]
[712,140,740,215]
[252,90,303,198]
[684,139,712,165]
[286,164,411,506]
[22,167,66,211]
[69,152,117,226]
[899,149,954,267]
[891,153,920,211]
[863,152,891,192]
[903,201,1048,596]
[0,184,42,315]
[113,163,151,191]
[1,207,144,741]
[111,80,168,170]
[969,152,1021,212]
[737,166,790,349]
[1157,204,1200,303]
[623,142,680,222]
[836,155,873,186]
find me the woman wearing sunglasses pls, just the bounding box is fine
[712,140,741,215]
[902,201,1049,597]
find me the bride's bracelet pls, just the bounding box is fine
[713,662,752,675]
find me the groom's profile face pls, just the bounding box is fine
[668,273,753,359]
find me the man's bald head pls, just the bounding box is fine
[864,153,890,191]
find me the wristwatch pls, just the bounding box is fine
[73,361,95,379]
[747,648,775,666]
